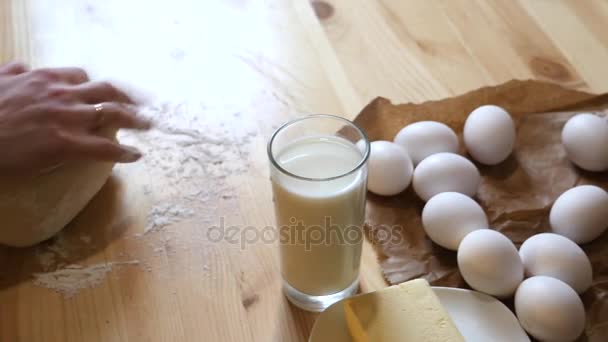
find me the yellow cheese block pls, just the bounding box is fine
[344,279,464,342]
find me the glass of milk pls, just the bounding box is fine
[267,115,370,312]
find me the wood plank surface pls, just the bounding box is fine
[0,1,607,341]
[0,0,30,62]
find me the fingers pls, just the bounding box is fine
[61,133,143,163]
[91,103,152,130]
[57,102,152,131]
[21,67,89,85]
[69,81,134,104]
[0,62,28,75]
[42,67,89,84]
[15,67,131,105]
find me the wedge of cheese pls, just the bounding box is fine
[344,279,464,342]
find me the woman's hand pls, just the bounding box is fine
[0,62,151,174]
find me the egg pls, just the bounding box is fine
[515,276,586,342]
[457,229,523,297]
[422,192,488,251]
[393,121,459,165]
[463,105,516,165]
[519,233,592,294]
[562,113,608,171]
[367,141,413,196]
[412,152,480,201]
[550,185,608,244]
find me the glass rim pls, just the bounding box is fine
[267,114,370,182]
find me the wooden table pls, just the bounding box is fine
[1,1,607,341]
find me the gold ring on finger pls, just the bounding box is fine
[93,103,106,129]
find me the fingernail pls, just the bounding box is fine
[120,146,142,163]
[136,117,153,130]
[124,105,152,130]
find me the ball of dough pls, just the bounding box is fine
[0,130,116,247]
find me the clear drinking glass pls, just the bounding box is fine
[267,114,370,312]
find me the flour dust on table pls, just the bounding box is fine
[121,102,258,258]
[30,101,258,297]
[33,261,140,298]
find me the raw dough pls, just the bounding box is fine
[0,130,116,247]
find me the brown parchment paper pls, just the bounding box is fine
[355,80,608,341]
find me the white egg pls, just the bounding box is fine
[562,113,608,172]
[550,185,608,244]
[422,192,488,251]
[457,229,523,297]
[515,276,586,342]
[463,105,516,165]
[393,121,459,165]
[519,233,592,294]
[367,141,413,196]
[412,152,480,201]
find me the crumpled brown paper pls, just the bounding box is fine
[354,80,608,342]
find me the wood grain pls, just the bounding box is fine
[0,0,30,62]
[0,0,607,341]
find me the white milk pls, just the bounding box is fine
[272,136,366,296]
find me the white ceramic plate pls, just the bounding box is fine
[309,287,530,342]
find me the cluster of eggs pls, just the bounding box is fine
[365,106,608,342]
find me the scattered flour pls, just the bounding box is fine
[36,233,70,271]
[118,103,256,249]
[46,233,69,259]
[29,102,257,293]
[33,261,140,298]
[144,203,195,234]
[37,251,58,272]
